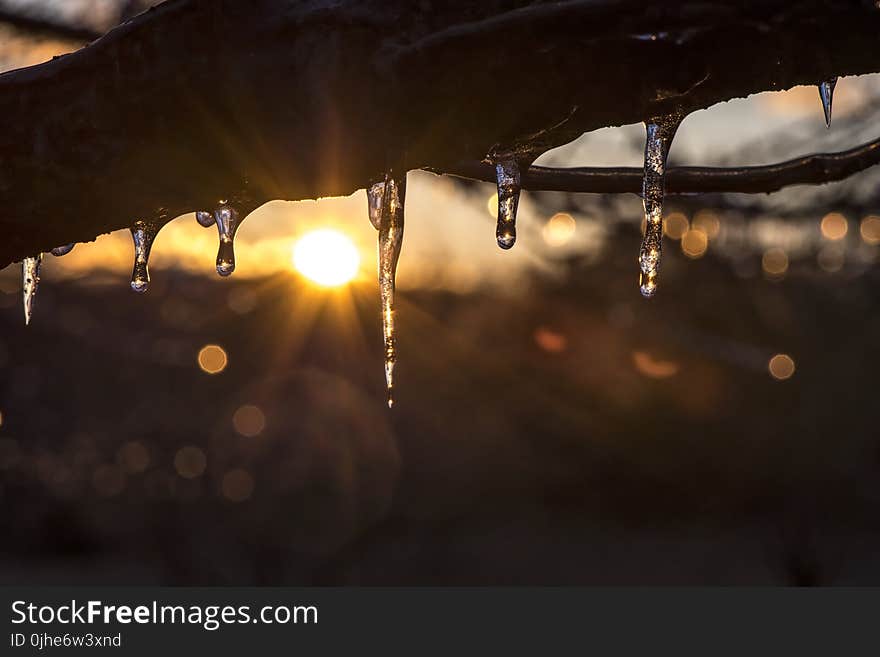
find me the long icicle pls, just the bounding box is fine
[22,254,42,325]
[639,112,683,298]
[818,78,838,128]
[214,202,241,277]
[494,156,521,250]
[130,219,160,293]
[377,172,406,408]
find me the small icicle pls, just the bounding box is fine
[195,211,215,228]
[22,254,42,326]
[213,202,241,277]
[377,172,406,408]
[639,113,683,298]
[818,78,838,128]
[493,156,521,250]
[367,180,385,231]
[129,219,160,293]
[50,243,75,257]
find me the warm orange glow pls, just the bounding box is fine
[632,351,680,379]
[534,327,567,353]
[174,446,207,479]
[198,345,228,374]
[820,212,848,241]
[543,213,576,246]
[293,229,360,287]
[762,248,788,277]
[681,229,708,258]
[768,354,796,380]
[860,215,880,245]
[232,405,266,438]
[664,212,689,240]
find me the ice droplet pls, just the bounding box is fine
[818,78,837,128]
[214,203,240,277]
[50,243,75,257]
[195,211,215,228]
[130,219,160,293]
[377,172,406,408]
[22,254,42,326]
[367,181,385,231]
[639,113,684,298]
[494,156,521,250]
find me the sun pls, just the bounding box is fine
[292,229,361,287]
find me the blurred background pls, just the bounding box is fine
[2,0,880,585]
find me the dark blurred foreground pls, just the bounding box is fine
[1,226,880,585]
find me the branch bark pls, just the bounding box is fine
[1,0,879,267]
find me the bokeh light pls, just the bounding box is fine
[542,213,576,247]
[117,441,150,474]
[198,345,228,374]
[860,215,880,245]
[664,212,689,240]
[768,354,796,380]
[762,248,789,277]
[820,212,848,241]
[292,229,360,287]
[232,405,266,438]
[692,210,721,239]
[817,246,845,273]
[174,446,207,479]
[681,229,708,259]
[533,327,567,353]
[221,469,255,503]
[632,351,680,379]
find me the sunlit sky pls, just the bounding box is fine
[1,8,879,295]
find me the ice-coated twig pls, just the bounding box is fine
[638,112,684,298]
[22,254,42,325]
[377,172,406,408]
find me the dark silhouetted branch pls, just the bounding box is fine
[1,0,880,267]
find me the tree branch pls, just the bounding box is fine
[0,9,102,42]
[1,0,880,268]
[437,136,880,195]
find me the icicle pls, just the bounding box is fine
[639,113,683,298]
[493,156,521,250]
[22,254,42,326]
[129,220,160,293]
[367,181,385,231]
[50,244,75,257]
[213,203,241,277]
[818,78,837,128]
[377,172,406,408]
[195,211,215,228]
